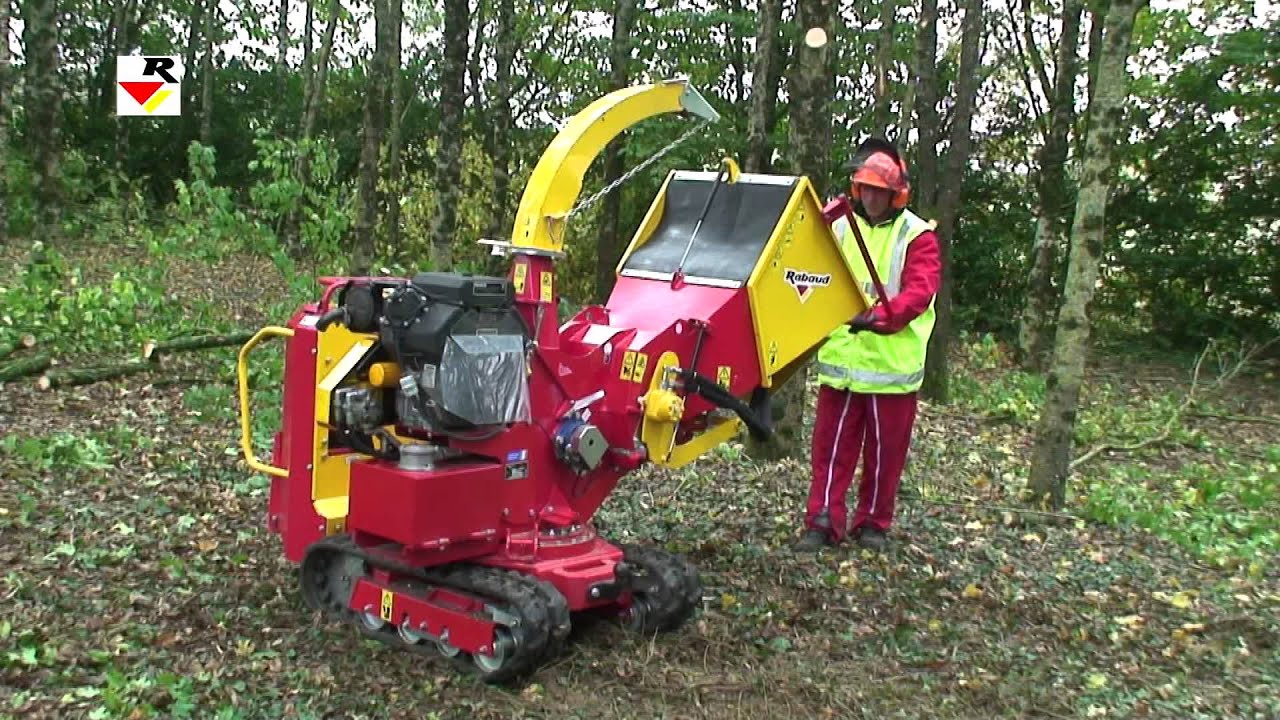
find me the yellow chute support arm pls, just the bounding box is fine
[508,78,720,254]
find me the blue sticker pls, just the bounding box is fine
[506,449,527,463]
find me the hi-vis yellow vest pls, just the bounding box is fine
[816,209,935,394]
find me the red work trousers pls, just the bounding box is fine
[805,384,918,541]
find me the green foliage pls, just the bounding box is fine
[169,143,272,259]
[0,242,172,355]
[1082,454,1280,571]
[952,336,1047,424]
[247,133,351,256]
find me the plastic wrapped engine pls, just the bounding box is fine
[378,272,532,431]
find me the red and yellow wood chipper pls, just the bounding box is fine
[237,78,871,682]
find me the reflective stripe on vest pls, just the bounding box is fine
[815,361,925,388]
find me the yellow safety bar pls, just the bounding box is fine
[237,326,295,478]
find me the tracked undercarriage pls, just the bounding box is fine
[299,532,700,682]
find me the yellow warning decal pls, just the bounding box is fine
[717,366,732,388]
[631,353,649,383]
[539,271,554,303]
[380,588,394,622]
[513,263,528,294]
[621,351,637,380]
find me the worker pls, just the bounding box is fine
[795,138,942,552]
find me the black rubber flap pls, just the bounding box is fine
[622,177,796,284]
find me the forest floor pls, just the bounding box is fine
[1,241,1278,719]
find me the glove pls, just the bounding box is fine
[847,310,891,335]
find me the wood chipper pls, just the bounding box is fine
[236,78,872,682]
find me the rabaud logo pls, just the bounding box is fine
[784,268,832,304]
[116,56,182,116]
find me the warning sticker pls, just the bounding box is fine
[621,351,636,380]
[380,588,394,621]
[631,353,648,383]
[540,271,554,303]
[513,263,528,294]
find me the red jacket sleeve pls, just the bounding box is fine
[867,230,941,334]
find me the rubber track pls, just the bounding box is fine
[620,544,703,633]
[299,535,562,684]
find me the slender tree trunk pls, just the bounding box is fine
[753,0,837,462]
[594,0,636,301]
[430,0,470,270]
[0,0,10,243]
[183,0,205,150]
[1029,0,1146,508]
[1080,1,1107,151]
[303,0,314,99]
[467,0,487,108]
[485,0,516,243]
[912,0,940,215]
[24,0,62,229]
[1019,0,1084,371]
[300,0,339,144]
[286,0,340,251]
[920,0,984,404]
[277,0,289,128]
[353,0,392,274]
[384,0,405,252]
[871,0,897,136]
[200,3,215,147]
[744,0,782,173]
[110,0,138,171]
[726,0,745,105]
[897,78,915,144]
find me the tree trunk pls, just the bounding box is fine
[467,0,487,109]
[1080,0,1107,151]
[303,0,314,98]
[484,0,516,244]
[0,354,52,383]
[23,0,62,229]
[911,0,940,216]
[300,0,339,144]
[200,2,215,147]
[0,0,10,244]
[277,0,289,128]
[142,331,256,362]
[286,0,340,251]
[38,361,151,390]
[1018,0,1084,371]
[1029,0,1146,509]
[871,0,897,137]
[384,0,405,252]
[353,0,392,275]
[744,0,782,173]
[726,0,745,105]
[183,0,205,150]
[920,0,983,405]
[110,0,138,170]
[594,0,636,302]
[430,0,470,271]
[751,0,837,462]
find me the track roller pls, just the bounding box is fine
[298,536,570,684]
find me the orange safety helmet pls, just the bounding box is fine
[847,138,911,210]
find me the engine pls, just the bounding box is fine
[325,272,532,439]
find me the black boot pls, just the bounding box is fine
[855,527,887,552]
[794,529,833,551]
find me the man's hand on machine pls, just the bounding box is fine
[848,309,893,335]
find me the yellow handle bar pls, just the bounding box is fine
[237,326,295,478]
